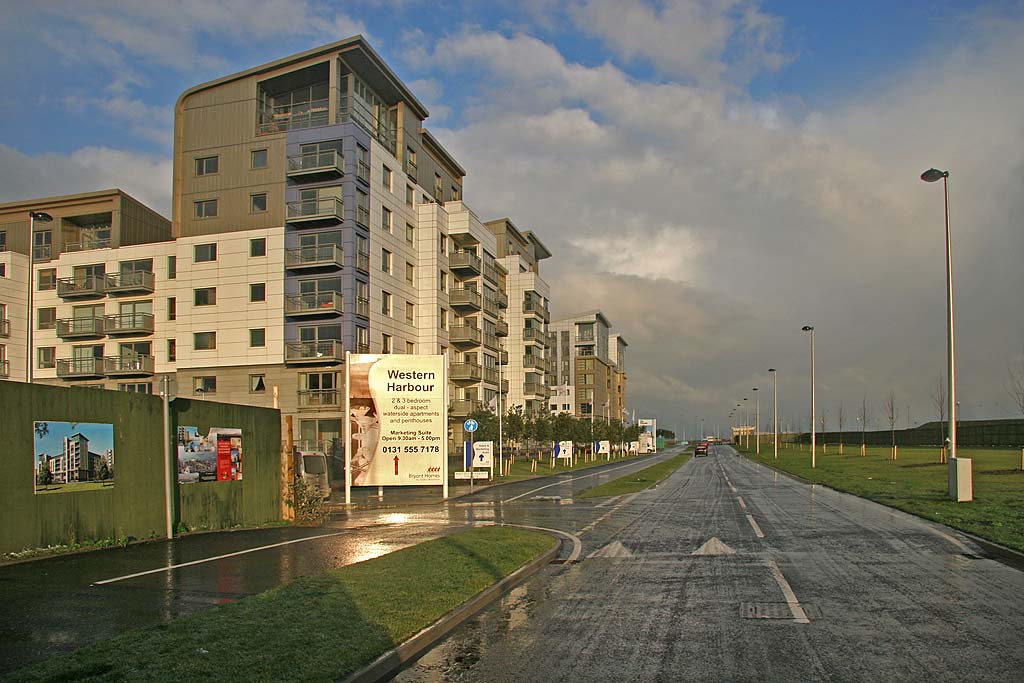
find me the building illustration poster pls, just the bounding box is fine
[346,353,446,488]
[34,421,115,494]
[177,427,243,483]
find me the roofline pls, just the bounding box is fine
[610,333,629,347]
[0,188,166,219]
[485,217,528,246]
[421,128,467,177]
[174,35,429,121]
[523,230,552,259]
[553,310,612,328]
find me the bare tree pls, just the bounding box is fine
[930,374,947,462]
[885,390,899,460]
[837,401,845,454]
[859,395,872,456]
[1007,347,1024,416]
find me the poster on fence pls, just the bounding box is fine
[34,421,115,494]
[177,427,243,483]
[346,353,447,488]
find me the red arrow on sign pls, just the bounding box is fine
[394,456,399,475]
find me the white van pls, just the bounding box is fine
[296,450,331,500]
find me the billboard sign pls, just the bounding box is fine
[346,353,447,489]
[554,440,574,460]
[465,441,494,469]
[34,421,115,494]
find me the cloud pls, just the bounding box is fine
[0,144,172,218]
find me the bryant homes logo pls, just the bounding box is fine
[426,467,441,473]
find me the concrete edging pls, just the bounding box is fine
[338,531,562,683]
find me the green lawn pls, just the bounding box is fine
[451,446,655,487]
[8,526,554,683]
[34,481,114,495]
[577,452,691,499]
[736,441,1024,552]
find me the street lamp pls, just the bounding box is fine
[752,387,759,454]
[743,397,749,449]
[27,210,53,383]
[921,167,968,501]
[769,369,778,459]
[802,325,816,468]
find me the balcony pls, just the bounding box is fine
[450,362,482,383]
[357,159,370,185]
[483,333,500,350]
[355,342,370,354]
[495,319,509,337]
[105,354,155,377]
[450,399,484,417]
[286,150,343,179]
[523,327,544,345]
[483,264,499,285]
[576,331,596,342]
[356,205,370,228]
[501,379,510,394]
[576,348,596,358]
[104,312,154,336]
[482,296,499,317]
[286,197,344,225]
[496,291,508,308]
[285,292,343,317]
[57,276,106,299]
[524,356,549,373]
[297,389,342,411]
[546,332,557,348]
[449,252,481,276]
[404,158,417,178]
[0,318,9,338]
[57,317,106,340]
[0,359,8,378]
[449,325,481,347]
[64,238,111,253]
[523,381,548,398]
[499,350,509,365]
[355,296,369,318]
[56,357,105,379]
[285,244,343,271]
[449,288,482,312]
[257,95,329,135]
[523,300,550,322]
[356,252,370,273]
[33,245,52,262]
[483,367,499,384]
[285,340,343,364]
[105,271,155,295]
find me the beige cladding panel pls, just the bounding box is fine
[117,195,172,246]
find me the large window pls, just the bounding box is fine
[194,199,218,219]
[250,193,267,213]
[194,243,217,262]
[194,376,217,393]
[194,287,216,306]
[382,206,392,233]
[250,238,266,257]
[382,291,392,317]
[194,332,217,350]
[251,149,268,169]
[249,283,266,303]
[37,307,56,330]
[195,156,219,176]
[38,269,56,291]
[37,347,55,369]
[250,328,266,348]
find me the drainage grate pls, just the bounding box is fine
[740,602,822,620]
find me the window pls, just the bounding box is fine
[195,199,218,219]
[382,291,392,317]
[382,333,392,354]
[195,156,218,175]
[357,144,369,182]
[250,283,266,303]
[194,332,217,350]
[38,307,56,330]
[357,325,369,351]
[439,270,447,292]
[406,262,414,286]
[38,347,55,369]
[168,255,177,279]
[381,248,391,274]
[250,374,266,393]
[0,231,5,251]
[0,263,4,277]
[383,165,393,192]
[251,149,268,169]
[250,238,266,257]
[194,243,217,262]
[194,287,216,306]
[406,341,415,354]
[406,222,414,244]
[406,184,414,207]
[193,376,217,393]
[119,383,152,394]
[251,193,267,213]
[451,185,461,201]
[38,269,56,291]
[434,173,443,200]
[168,297,176,320]
[406,301,415,324]
[382,206,392,233]
[440,234,448,256]
[356,189,369,226]
[167,338,176,362]
[250,328,266,348]
[439,307,448,330]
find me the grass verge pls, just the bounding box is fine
[737,442,1024,553]
[8,526,553,683]
[577,452,691,499]
[450,448,657,488]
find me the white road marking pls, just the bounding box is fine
[746,514,765,538]
[578,494,637,536]
[93,532,346,585]
[595,495,623,508]
[502,524,583,563]
[503,458,665,503]
[737,497,747,510]
[766,558,810,624]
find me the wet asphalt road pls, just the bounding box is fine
[0,449,677,675]
[393,445,1024,682]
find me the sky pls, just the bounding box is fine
[2,0,1023,436]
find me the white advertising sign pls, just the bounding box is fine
[595,440,611,454]
[554,440,574,460]
[346,353,446,488]
[470,441,493,469]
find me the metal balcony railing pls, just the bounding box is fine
[33,245,52,261]
[495,319,509,337]
[287,149,343,177]
[576,331,595,342]
[297,389,341,410]
[57,276,106,298]
[404,158,417,178]
[56,357,105,378]
[482,296,499,317]
[483,264,499,284]
[449,325,481,346]
[286,196,344,223]
[449,288,482,310]
[105,271,155,294]
[285,292,343,316]
[523,327,544,344]
[104,312,155,335]
[285,340,343,363]
[285,244,343,270]
[499,350,509,365]
[523,381,547,397]
[523,300,550,322]
[104,354,155,376]
[57,317,106,339]
[257,97,329,134]
[449,251,481,274]
[450,362,482,382]
[483,333,500,350]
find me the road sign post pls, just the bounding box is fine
[464,418,478,493]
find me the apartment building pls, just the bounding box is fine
[549,311,627,421]
[0,36,553,454]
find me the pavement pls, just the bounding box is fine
[0,449,677,676]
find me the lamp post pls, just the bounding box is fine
[921,167,969,501]
[27,211,53,383]
[802,325,816,468]
[743,397,749,449]
[753,387,760,454]
[769,369,778,459]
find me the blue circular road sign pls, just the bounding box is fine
[464,418,479,433]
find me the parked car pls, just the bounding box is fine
[695,442,708,456]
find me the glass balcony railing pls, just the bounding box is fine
[106,271,155,294]
[64,238,112,253]
[495,319,509,337]
[285,340,343,363]
[57,276,106,298]
[523,300,550,322]
[356,296,369,318]
[356,252,370,273]
[356,205,370,227]
[450,362,482,382]
[450,252,482,274]
[285,292,343,316]
[33,245,52,261]
[450,399,484,417]
[297,389,341,410]
[287,150,343,177]
[286,197,344,223]
[56,357,105,378]
[496,291,509,308]
[357,159,370,184]
[104,354,155,376]
[449,325,481,346]
[285,244,343,270]
[257,97,330,135]
[104,312,155,335]
[450,288,482,310]
[57,317,105,339]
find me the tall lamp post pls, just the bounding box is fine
[743,398,749,449]
[802,325,816,468]
[752,387,760,454]
[27,211,53,383]
[921,168,968,501]
[769,368,778,459]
